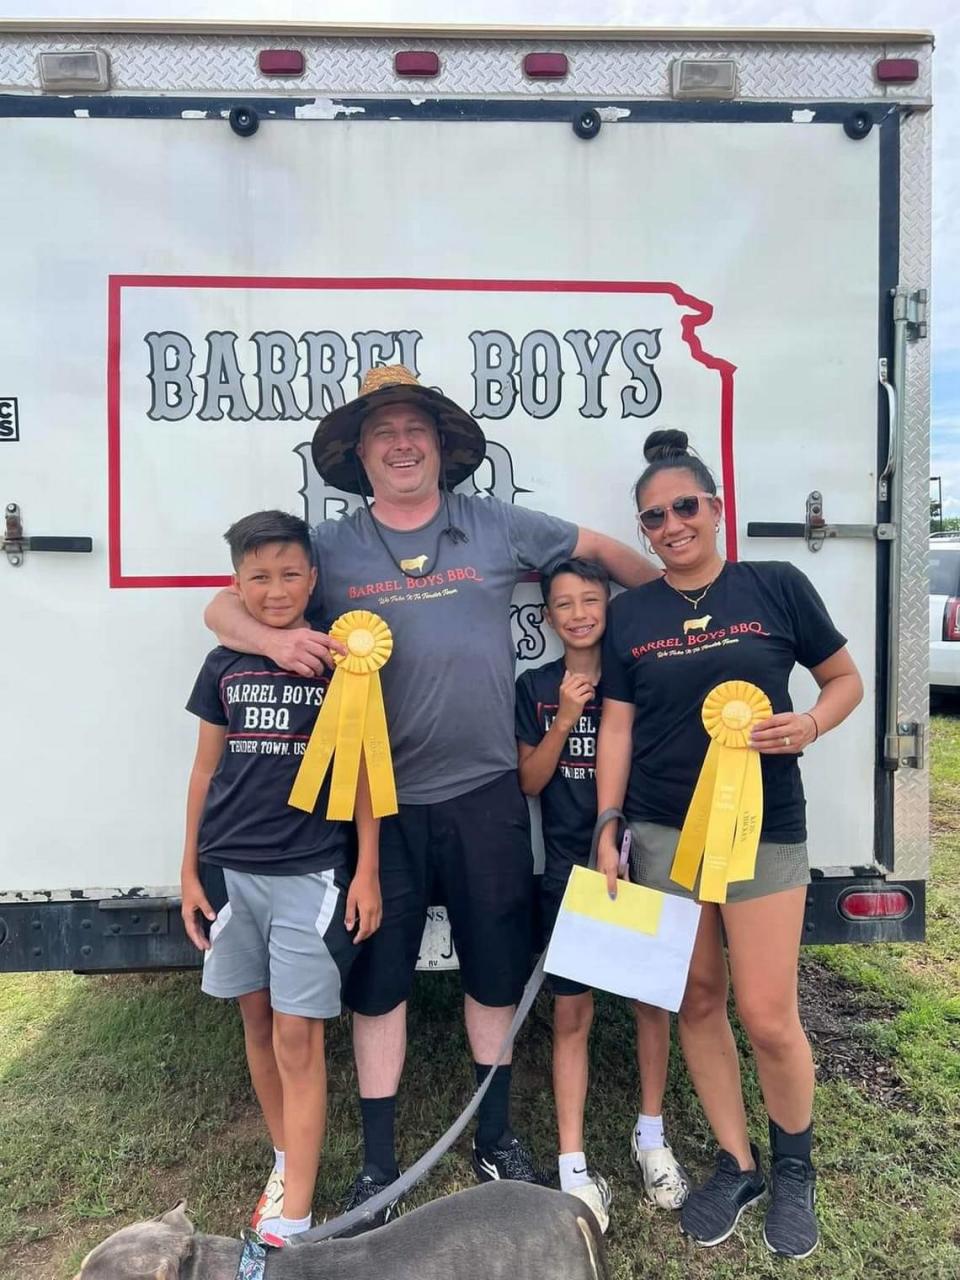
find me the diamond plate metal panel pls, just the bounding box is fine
[0,33,931,101]
[892,107,932,881]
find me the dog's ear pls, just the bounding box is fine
[153,1202,195,1235]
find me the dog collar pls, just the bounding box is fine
[236,1236,269,1280]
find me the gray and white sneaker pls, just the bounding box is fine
[630,1130,690,1209]
[763,1157,819,1258]
[566,1172,613,1234]
[472,1133,546,1185]
[680,1144,766,1247]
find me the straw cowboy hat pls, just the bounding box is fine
[311,365,487,495]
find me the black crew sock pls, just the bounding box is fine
[769,1118,814,1164]
[360,1096,399,1180]
[474,1063,512,1151]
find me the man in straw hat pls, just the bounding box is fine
[205,365,659,1226]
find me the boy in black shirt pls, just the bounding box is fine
[180,511,381,1247]
[516,559,688,1233]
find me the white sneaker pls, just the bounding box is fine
[250,1166,284,1233]
[566,1172,613,1234]
[630,1131,690,1210]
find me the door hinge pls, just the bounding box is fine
[884,721,924,770]
[891,287,928,341]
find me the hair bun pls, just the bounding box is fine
[643,428,689,464]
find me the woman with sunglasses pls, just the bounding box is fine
[595,429,862,1259]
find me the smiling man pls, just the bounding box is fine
[205,365,659,1225]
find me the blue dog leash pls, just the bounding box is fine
[286,807,626,1248]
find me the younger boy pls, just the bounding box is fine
[515,558,688,1233]
[180,510,381,1246]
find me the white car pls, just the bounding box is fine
[929,538,960,689]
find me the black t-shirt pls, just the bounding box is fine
[516,656,602,888]
[601,562,846,843]
[187,647,348,874]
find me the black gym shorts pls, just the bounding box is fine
[344,771,535,1016]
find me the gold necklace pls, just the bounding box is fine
[664,563,726,612]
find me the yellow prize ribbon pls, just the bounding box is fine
[288,610,398,821]
[669,681,772,903]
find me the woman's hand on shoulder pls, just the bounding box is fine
[750,710,819,754]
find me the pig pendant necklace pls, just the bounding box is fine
[664,562,726,613]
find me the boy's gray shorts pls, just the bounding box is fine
[201,866,354,1019]
[628,820,810,904]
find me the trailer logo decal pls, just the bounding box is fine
[107,276,738,589]
[0,397,19,442]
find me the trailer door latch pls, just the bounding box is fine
[4,503,93,567]
[746,491,893,553]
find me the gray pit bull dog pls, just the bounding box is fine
[75,1181,609,1280]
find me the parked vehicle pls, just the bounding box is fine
[929,538,960,690]
[0,19,933,969]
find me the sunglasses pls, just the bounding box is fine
[636,493,716,532]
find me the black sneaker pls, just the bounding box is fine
[472,1133,545,1185]
[763,1156,819,1258]
[680,1144,766,1247]
[338,1168,402,1236]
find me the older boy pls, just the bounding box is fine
[516,558,689,1234]
[180,510,381,1246]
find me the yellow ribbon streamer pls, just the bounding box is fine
[288,610,398,821]
[669,681,772,904]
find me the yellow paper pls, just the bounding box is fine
[562,865,664,935]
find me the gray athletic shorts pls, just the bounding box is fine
[628,820,810,904]
[201,866,354,1019]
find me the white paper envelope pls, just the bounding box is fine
[543,866,701,1012]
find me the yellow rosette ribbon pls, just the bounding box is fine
[669,681,772,904]
[288,610,398,821]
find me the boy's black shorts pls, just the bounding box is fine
[540,860,592,999]
[344,771,534,1016]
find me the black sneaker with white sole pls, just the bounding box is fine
[680,1143,766,1247]
[472,1133,545,1185]
[763,1156,819,1258]
[338,1167,402,1236]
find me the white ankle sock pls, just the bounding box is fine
[273,1148,285,1174]
[558,1151,592,1191]
[635,1113,665,1151]
[260,1212,311,1239]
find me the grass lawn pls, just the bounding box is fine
[2,718,959,1279]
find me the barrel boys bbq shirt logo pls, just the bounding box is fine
[111,279,736,665]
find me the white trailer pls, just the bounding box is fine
[0,20,932,970]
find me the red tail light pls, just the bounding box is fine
[943,597,960,641]
[839,889,912,921]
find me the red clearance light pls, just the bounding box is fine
[839,889,912,921]
[395,51,440,77]
[258,50,305,76]
[944,598,960,642]
[875,58,920,84]
[523,52,569,79]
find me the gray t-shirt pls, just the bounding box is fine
[311,493,577,804]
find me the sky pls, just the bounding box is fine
[16,0,960,512]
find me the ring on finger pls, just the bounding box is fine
[783,735,791,746]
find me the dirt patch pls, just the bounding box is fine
[798,956,912,1108]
